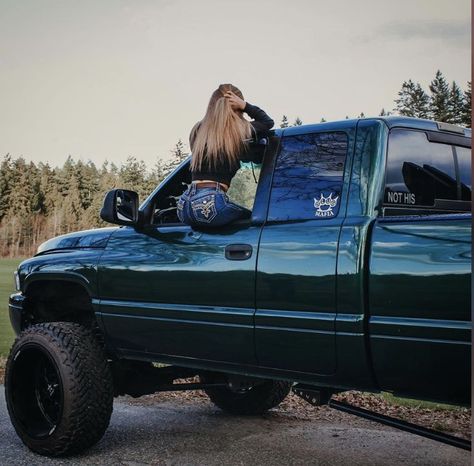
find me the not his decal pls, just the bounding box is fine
[386,191,416,205]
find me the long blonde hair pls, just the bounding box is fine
[190,84,252,171]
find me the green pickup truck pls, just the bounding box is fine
[6,117,471,456]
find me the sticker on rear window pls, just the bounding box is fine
[314,193,339,217]
[386,191,416,205]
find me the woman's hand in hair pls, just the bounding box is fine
[224,91,246,111]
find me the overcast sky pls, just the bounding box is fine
[0,0,470,168]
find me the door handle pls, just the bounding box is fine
[225,244,253,261]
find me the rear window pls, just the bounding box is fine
[384,129,471,212]
[267,132,348,221]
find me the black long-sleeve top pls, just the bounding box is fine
[190,102,274,185]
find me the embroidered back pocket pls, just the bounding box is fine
[191,194,218,223]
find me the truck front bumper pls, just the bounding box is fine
[9,292,26,335]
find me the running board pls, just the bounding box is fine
[292,386,470,451]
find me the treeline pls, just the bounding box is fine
[392,70,470,125]
[1,70,471,257]
[303,70,471,127]
[0,141,188,257]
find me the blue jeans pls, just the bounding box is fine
[177,184,251,227]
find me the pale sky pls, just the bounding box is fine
[0,0,471,168]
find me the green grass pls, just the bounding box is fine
[0,258,24,356]
[381,392,462,411]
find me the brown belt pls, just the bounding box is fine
[193,181,228,192]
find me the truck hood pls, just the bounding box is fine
[36,227,119,254]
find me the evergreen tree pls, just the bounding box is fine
[394,80,429,118]
[171,139,188,163]
[320,117,327,123]
[75,160,100,211]
[41,164,63,238]
[409,83,430,119]
[163,139,189,176]
[60,175,82,233]
[151,158,166,188]
[0,154,13,220]
[4,160,36,255]
[358,112,365,118]
[119,156,149,199]
[28,161,43,214]
[37,162,55,215]
[57,155,76,198]
[293,117,303,126]
[154,158,165,180]
[82,161,120,229]
[395,80,415,116]
[429,70,450,122]
[280,115,289,128]
[461,81,471,128]
[447,81,464,125]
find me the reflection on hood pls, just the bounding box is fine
[37,227,118,254]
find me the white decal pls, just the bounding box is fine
[387,191,416,205]
[314,193,339,217]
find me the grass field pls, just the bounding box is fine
[0,258,23,356]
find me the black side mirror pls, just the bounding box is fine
[100,189,139,226]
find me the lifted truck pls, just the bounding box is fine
[6,117,471,456]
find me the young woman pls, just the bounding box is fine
[177,84,274,227]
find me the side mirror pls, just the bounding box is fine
[100,189,139,226]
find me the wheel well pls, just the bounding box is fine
[24,280,98,329]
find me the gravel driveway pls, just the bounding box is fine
[0,387,469,466]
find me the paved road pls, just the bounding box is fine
[0,388,469,466]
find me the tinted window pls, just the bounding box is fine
[385,129,472,209]
[268,132,348,221]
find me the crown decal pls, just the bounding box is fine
[314,192,339,217]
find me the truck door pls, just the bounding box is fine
[98,162,266,366]
[369,128,471,404]
[255,127,352,375]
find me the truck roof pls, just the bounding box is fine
[278,116,472,138]
[376,116,471,137]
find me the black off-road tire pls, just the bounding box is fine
[5,322,113,457]
[200,373,291,415]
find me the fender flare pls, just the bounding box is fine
[24,271,93,297]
